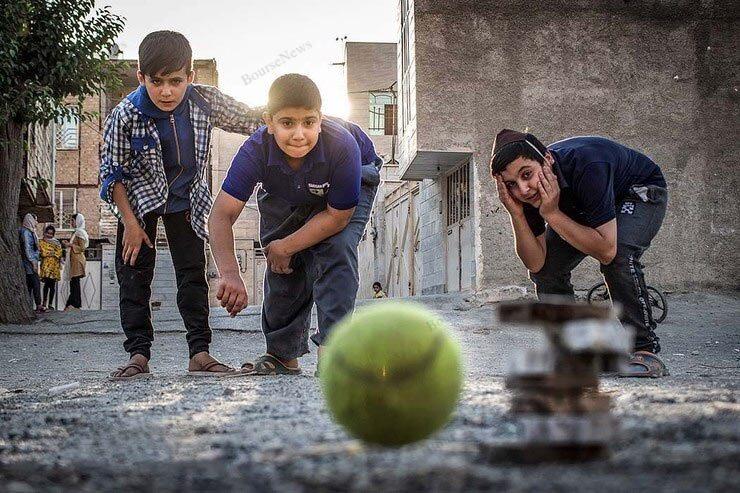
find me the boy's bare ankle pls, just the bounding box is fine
[130,354,149,365]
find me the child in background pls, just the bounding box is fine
[39,224,63,310]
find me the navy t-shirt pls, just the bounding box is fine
[222,117,377,210]
[524,136,666,236]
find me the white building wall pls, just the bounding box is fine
[418,179,446,294]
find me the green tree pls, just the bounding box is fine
[0,0,124,323]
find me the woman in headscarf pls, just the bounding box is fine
[20,213,44,313]
[64,213,89,311]
[39,224,64,310]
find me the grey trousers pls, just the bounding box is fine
[529,185,668,353]
[258,163,380,361]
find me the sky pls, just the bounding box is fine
[97,0,398,118]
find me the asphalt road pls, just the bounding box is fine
[0,292,738,492]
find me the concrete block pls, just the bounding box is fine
[507,348,555,377]
[561,319,634,354]
[511,390,612,415]
[517,413,619,445]
[498,299,617,324]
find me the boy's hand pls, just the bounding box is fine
[216,272,248,317]
[265,239,293,275]
[495,175,524,217]
[537,163,561,218]
[122,221,153,266]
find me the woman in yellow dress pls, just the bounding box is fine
[39,225,64,310]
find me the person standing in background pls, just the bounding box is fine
[64,213,88,311]
[39,224,64,310]
[20,213,44,313]
[372,282,387,299]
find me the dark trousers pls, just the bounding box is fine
[115,210,210,360]
[26,273,41,306]
[66,276,83,308]
[529,185,668,353]
[258,163,380,361]
[41,278,57,307]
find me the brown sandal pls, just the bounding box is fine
[108,362,151,381]
[187,360,242,378]
[241,354,301,376]
[619,351,670,378]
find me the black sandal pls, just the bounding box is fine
[241,354,301,376]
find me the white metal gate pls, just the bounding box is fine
[445,162,473,292]
[253,251,267,307]
[56,250,102,310]
[384,190,419,297]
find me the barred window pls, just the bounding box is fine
[368,92,395,136]
[446,162,471,227]
[55,188,77,230]
[56,109,79,150]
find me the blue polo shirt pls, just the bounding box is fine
[523,136,666,236]
[222,117,376,209]
[129,84,197,214]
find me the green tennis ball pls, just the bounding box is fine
[319,301,463,447]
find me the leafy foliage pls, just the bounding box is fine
[0,0,125,126]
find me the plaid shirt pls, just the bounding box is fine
[99,84,262,240]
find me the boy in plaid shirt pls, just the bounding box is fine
[100,31,261,380]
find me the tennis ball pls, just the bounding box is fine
[319,301,463,447]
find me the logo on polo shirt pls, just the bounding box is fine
[620,202,635,215]
[307,182,330,197]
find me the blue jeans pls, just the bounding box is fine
[529,185,668,353]
[258,163,380,361]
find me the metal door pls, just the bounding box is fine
[445,161,474,292]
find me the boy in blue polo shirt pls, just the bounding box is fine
[209,74,380,375]
[490,129,669,377]
[101,31,262,380]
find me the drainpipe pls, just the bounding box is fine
[50,121,57,220]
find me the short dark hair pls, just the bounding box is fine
[373,282,382,289]
[490,134,548,175]
[138,31,192,77]
[267,74,322,115]
[44,225,56,234]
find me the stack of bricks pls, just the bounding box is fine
[482,298,633,462]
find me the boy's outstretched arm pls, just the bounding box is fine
[209,190,249,317]
[264,206,354,274]
[193,84,264,135]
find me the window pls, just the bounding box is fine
[55,109,79,150]
[368,92,396,135]
[55,188,77,230]
[399,0,414,132]
[446,162,471,227]
[384,103,397,136]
